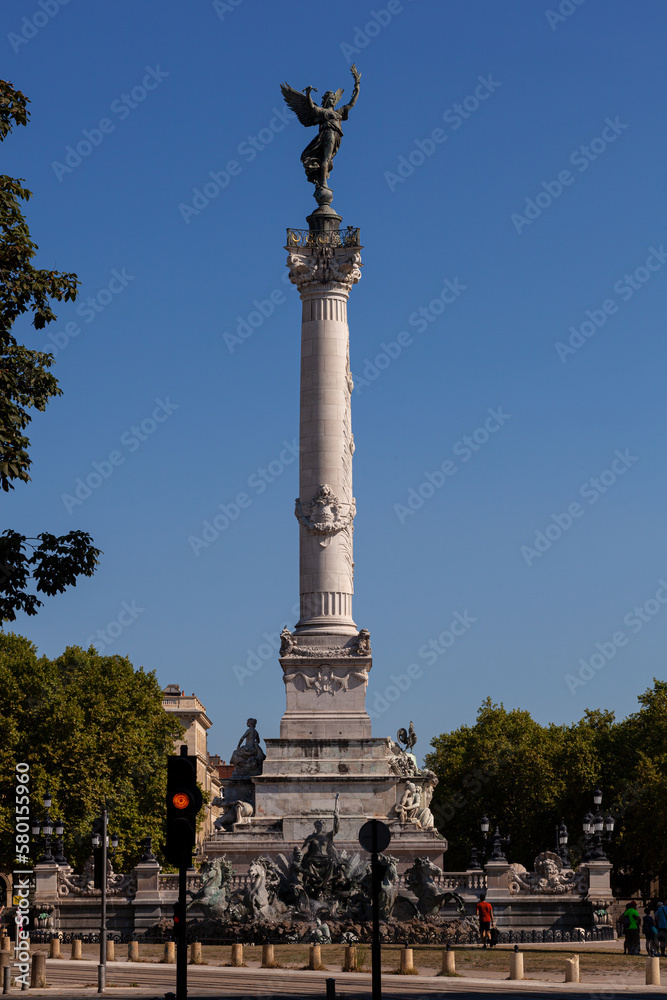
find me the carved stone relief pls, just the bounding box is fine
[295,485,356,545]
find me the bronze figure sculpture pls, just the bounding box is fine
[280,64,361,208]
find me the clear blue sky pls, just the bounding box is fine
[4,0,667,765]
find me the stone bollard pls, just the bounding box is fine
[30,953,46,989]
[71,938,82,960]
[309,944,322,970]
[261,943,274,968]
[164,941,176,964]
[0,954,10,987]
[400,947,416,974]
[230,943,243,967]
[190,941,202,965]
[3,964,10,995]
[565,955,579,983]
[442,947,456,975]
[0,937,10,954]
[646,956,661,986]
[49,937,61,959]
[106,939,115,962]
[509,946,524,981]
[128,940,139,962]
[343,945,357,971]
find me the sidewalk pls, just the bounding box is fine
[12,957,664,999]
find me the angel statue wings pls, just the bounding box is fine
[280,64,361,205]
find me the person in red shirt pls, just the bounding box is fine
[476,894,494,947]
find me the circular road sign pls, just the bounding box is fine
[358,819,391,854]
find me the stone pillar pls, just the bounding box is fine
[131,861,162,935]
[343,945,357,971]
[442,948,456,975]
[30,953,46,989]
[581,859,612,899]
[400,948,415,973]
[646,956,661,986]
[484,859,511,899]
[565,955,579,982]
[288,231,362,636]
[32,863,59,905]
[281,225,372,740]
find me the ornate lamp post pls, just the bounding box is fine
[53,817,69,866]
[555,821,570,865]
[469,814,510,869]
[31,791,55,863]
[582,788,615,861]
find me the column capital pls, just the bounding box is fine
[286,244,362,296]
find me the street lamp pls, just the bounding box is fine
[582,790,614,861]
[32,791,55,863]
[53,818,69,866]
[555,821,570,865]
[468,814,510,868]
[92,810,119,994]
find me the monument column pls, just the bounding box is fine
[278,219,371,739]
[288,224,362,634]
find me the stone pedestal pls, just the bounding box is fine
[581,859,612,900]
[484,860,511,899]
[131,862,162,933]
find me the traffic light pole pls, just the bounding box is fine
[98,807,107,993]
[176,864,187,1000]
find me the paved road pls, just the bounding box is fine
[16,958,661,999]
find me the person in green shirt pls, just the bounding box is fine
[622,901,641,955]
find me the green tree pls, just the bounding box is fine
[607,679,667,889]
[423,697,648,875]
[424,698,575,869]
[0,633,184,871]
[0,80,100,621]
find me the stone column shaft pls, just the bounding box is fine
[287,240,362,634]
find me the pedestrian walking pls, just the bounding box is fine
[476,893,494,948]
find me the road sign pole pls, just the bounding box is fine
[358,816,390,1000]
[371,820,381,1000]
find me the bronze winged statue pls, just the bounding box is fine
[280,64,361,206]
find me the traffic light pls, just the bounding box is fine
[165,749,203,867]
[172,900,184,931]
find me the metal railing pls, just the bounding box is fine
[286,227,361,248]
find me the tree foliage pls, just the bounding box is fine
[424,683,667,887]
[0,80,100,620]
[0,633,184,871]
